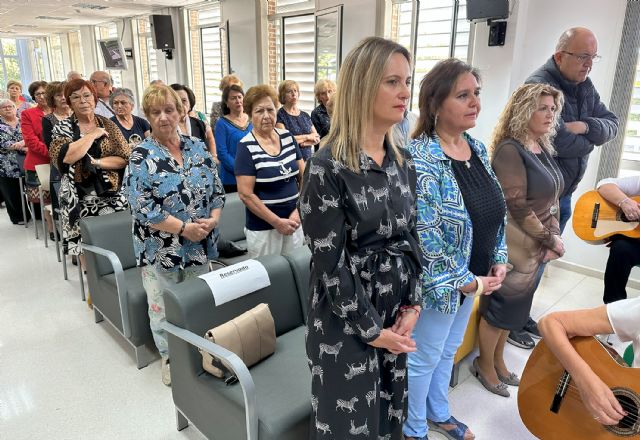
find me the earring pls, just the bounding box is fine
[434,113,439,128]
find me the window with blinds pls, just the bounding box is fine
[622,50,640,164]
[68,31,85,76]
[134,18,159,91]
[94,23,122,87]
[389,0,470,110]
[268,0,316,113]
[48,34,65,81]
[28,39,48,82]
[187,4,225,115]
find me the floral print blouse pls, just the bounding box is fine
[408,132,508,314]
[124,135,225,272]
[0,118,22,178]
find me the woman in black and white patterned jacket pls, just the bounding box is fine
[300,36,422,440]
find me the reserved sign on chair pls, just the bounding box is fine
[199,260,271,306]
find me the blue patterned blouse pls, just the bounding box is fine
[124,135,225,272]
[408,132,508,314]
[0,118,22,178]
[276,107,314,160]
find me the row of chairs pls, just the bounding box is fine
[76,194,482,439]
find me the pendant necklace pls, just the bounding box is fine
[435,132,471,168]
[530,146,561,215]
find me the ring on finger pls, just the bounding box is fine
[593,416,600,421]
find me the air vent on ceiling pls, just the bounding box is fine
[36,16,70,21]
[73,3,109,10]
[13,24,38,28]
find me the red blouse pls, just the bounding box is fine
[21,106,49,171]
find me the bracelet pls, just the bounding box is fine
[475,277,484,296]
[618,197,630,208]
[178,221,186,236]
[399,305,421,317]
[96,159,101,169]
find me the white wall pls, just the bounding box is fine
[469,0,634,280]
[221,0,261,87]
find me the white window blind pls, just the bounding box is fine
[48,34,65,81]
[68,31,85,75]
[188,4,224,115]
[622,49,640,162]
[135,19,159,91]
[283,14,315,112]
[390,0,469,110]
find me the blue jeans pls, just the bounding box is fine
[404,296,475,438]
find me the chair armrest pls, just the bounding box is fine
[80,242,132,339]
[161,321,258,440]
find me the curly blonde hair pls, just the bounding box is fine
[490,83,564,155]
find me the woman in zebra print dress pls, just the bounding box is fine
[300,37,422,440]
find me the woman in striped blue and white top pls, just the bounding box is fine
[235,84,305,258]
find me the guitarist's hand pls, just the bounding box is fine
[576,370,626,425]
[620,198,640,221]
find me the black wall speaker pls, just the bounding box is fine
[150,15,175,50]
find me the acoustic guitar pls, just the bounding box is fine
[518,337,639,439]
[572,190,640,244]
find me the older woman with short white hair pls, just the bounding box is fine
[110,88,150,148]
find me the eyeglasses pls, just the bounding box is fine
[69,93,94,102]
[561,51,602,63]
[0,105,14,110]
[34,92,46,97]
[90,79,109,85]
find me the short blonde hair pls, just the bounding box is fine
[314,79,336,100]
[278,80,299,106]
[243,85,278,115]
[219,74,243,92]
[6,80,22,91]
[142,84,185,119]
[490,83,564,155]
[325,37,410,172]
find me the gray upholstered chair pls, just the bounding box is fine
[283,246,312,322]
[80,211,156,368]
[216,191,250,266]
[162,254,311,440]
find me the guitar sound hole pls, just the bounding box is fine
[617,395,638,430]
[606,388,640,436]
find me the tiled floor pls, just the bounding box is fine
[0,212,636,439]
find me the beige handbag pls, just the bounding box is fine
[200,303,276,379]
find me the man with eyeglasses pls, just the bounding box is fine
[89,71,115,118]
[505,27,620,351]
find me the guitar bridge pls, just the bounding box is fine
[550,371,571,413]
[591,203,600,228]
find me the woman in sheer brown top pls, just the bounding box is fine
[472,83,565,397]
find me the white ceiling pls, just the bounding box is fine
[0,0,209,38]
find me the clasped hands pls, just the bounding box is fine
[274,210,300,236]
[543,235,565,263]
[181,217,218,242]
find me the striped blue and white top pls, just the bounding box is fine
[235,128,303,230]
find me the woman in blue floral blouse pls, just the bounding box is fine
[403,59,508,440]
[0,99,27,224]
[125,84,225,386]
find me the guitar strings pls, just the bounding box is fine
[560,385,640,420]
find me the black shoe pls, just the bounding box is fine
[507,330,535,349]
[523,317,541,339]
[49,232,56,241]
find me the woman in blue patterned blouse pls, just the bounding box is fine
[275,80,320,161]
[0,99,27,224]
[125,84,225,386]
[403,59,508,440]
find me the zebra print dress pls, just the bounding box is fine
[300,144,422,439]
